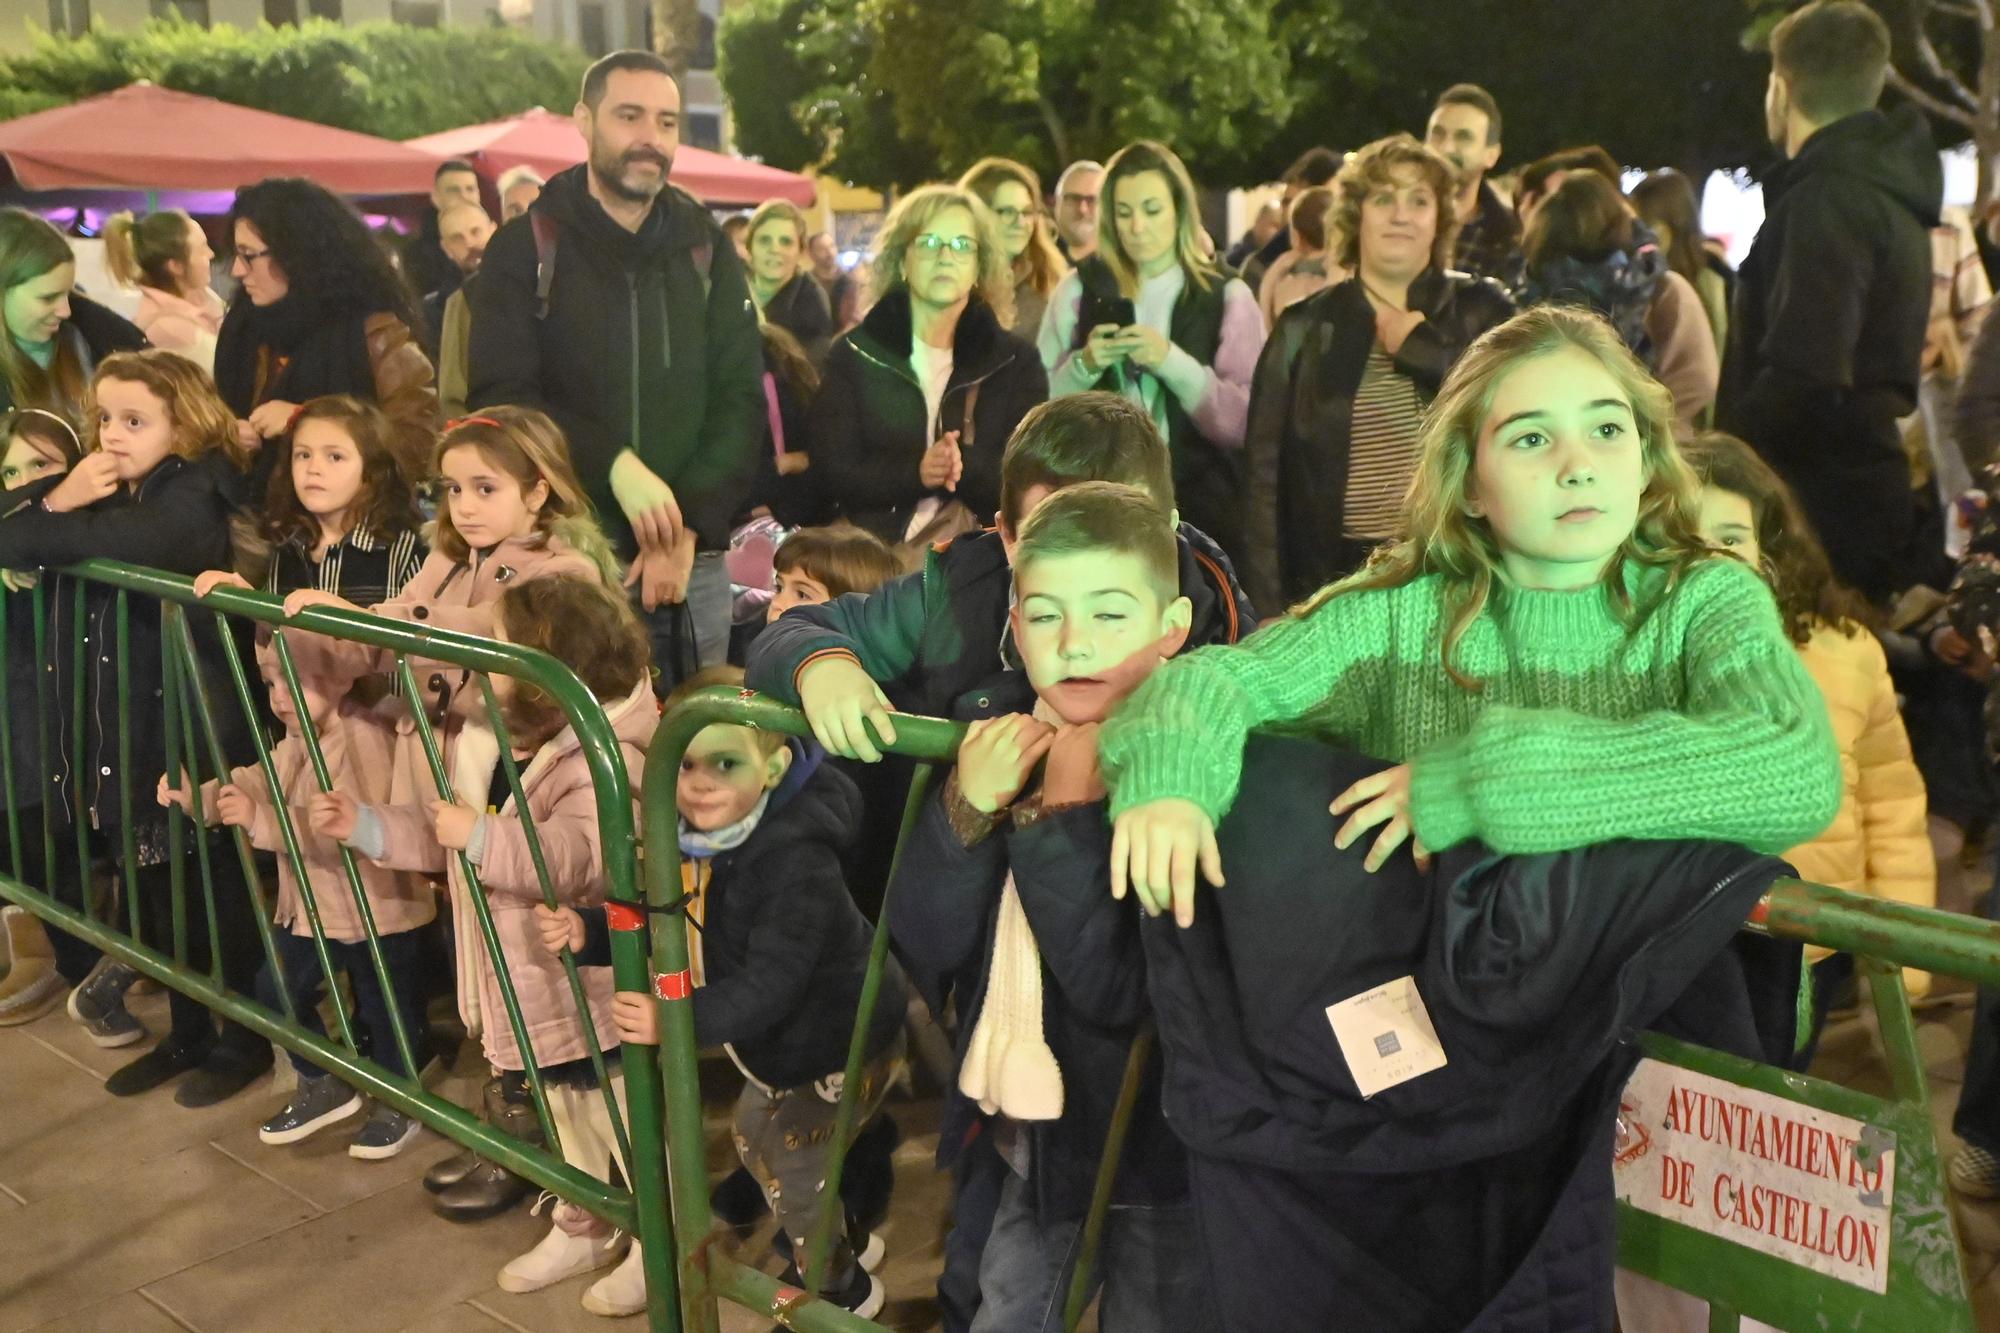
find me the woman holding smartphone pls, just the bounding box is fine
[1037,140,1266,561]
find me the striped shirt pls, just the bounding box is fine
[1341,345,1425,540]
[266,526,425,606]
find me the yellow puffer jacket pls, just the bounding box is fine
[1787,624,1935,997]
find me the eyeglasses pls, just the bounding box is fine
[1060,192,1100,208]
[234,247,272,267]
[992,206,1041,225]
[911,233,979,256]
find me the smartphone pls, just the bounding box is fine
[1080,291,1137,334]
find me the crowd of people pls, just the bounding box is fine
[0,0,1994,1326]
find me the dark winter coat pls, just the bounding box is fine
[0,294,146,417]
[888,685,1187,1224]
[1241,270,1514,609]
[745,523,1253,721]
[1145,734,1797,1331]
[576,743,907,1089]
[761,272,834,367]
[814,290,1048,543]
[1719,106,1943,599]
[468,164,766,554]
[0,452,251,831]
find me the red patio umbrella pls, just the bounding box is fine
[0,83,442,195]
[406,109,817,208]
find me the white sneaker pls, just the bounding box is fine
[581,1241,648,1317]
[498,1220,626,1294]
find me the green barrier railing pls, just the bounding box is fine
[0,561,680,1332]
[642,689,2000,1333]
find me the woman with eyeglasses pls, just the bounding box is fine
[0,209,145,421]
[213,178,439,494]
[747,198,835,366]
[814,183,1048,545]
[1039,140,1266,562]
[958,157,1070,338]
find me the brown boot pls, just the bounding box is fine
[433,1075,544,1222]
[0,908,62,1026]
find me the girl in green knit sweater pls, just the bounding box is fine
[1102,306,1841,926]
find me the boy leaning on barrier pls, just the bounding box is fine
[537,663,909,1321]
[882,483,1216,1332]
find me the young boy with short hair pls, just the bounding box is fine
[745,392,1253,763]
[767,525,905,623]
[886,482,1212,1330]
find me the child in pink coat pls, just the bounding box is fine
[318,575,657,1317]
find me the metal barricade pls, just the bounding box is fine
[0,560,682,1332]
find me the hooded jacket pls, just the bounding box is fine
[814,289,1048,543]
[468,164,765,553]
[761,271,834,367]
[131,285,224,374]
[0,451,249,831]
[1719,106,1944,598]
[1143,734,1799,1331]
[1241,270,1514,609]
[745,523,1253,722]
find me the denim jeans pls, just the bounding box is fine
[636,551,730,696]
[256,928,428,1081]
[968,1170,1211,1333]
[1955,855,2000,1152]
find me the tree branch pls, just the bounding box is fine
[1914,24,1982,109]
[1888,65,1981,126]
[1935,1,1984,21]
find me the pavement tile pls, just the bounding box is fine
[19,1290,188,1333]
[209,1093,459,1216]
[0,1142,311,1332]
[397,1301,519,1332]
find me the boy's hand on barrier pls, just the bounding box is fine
[43,453,119,512]
[214,784,255,829]
[1330,763,1431,874]
[798,655,898,762]
[533,904,585,957]
[611,991,661,1046]
[429,801,479,852]
[1040,722,1105,807]
[282,588,357,619]
[1111,798,1223,929]
[958,714,1056,815]
[193,570,251,598]
[308,791,359,842]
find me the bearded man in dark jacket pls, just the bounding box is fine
[1718,1,1942,601]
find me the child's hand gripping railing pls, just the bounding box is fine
[0,561,681,1333]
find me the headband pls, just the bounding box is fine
[445,415,505,432]
[5,406,82,453]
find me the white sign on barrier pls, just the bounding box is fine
[1612,1058,1897,1295]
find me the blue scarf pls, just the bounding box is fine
[679,792,771,858]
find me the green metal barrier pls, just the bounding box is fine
[0,561,680,1332]
[641,689,2000,1333]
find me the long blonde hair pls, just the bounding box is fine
[0,209,81,412]
[429,408,619,587]
[103,210,196,293]
[870,184,1015,329]
[958,157,1068,301]
[1299,306,1709,689]
[1098,140,1220,298]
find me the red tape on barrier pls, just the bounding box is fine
[653,970,693,1001]
[605,902,645,932]
[1749,898,1771,926]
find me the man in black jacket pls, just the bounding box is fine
[468,50,764,688]
[405,160,481,307]
[1719,1,1941,600]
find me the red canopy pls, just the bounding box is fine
[406,109,817,208]
[0,83,442,195]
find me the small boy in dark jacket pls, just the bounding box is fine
[538,664,907,1320]
[745,391,1253,762]
[886,483,1211,1331]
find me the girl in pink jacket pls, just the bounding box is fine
[323,575,657,1316]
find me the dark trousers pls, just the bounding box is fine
[1955,857,2000,1152]
[256,928,428,1081]
[137,842,269,1064]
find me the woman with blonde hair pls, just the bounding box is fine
[1242,135,1515,608]
[102,210,226,372]
[0,209,145,420]
[958,156,1068,336]
[1039,139,1264,558]
[813,184,1048,544]
[745,198,834,365]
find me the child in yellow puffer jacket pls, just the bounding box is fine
[1686,433,1934,1012]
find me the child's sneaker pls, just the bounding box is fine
[772,1218,885,1272]
[258,1074,365,1145]
[1951,1145,2000,1198]
[581,1241,648,1317]
[349,1103,422,1160]
[821,1266,885,1320]
[498,1202,625,1293]
[67,958,144,1048]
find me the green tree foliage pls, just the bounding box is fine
[0,18,592,141]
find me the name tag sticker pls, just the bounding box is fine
[1326,975,1447,1098]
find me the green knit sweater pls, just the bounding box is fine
[1100,555,1842,855]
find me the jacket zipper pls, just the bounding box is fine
[849,339,1018,432]
[628,272,643,461]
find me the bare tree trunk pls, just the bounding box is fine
[651,0,701,80]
